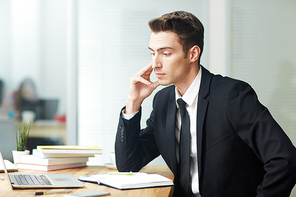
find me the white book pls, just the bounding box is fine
[79,172,174,190]
[17,162,87,171]
[37,145,102,154]
[33,149,98,158]
[20,155,89,165]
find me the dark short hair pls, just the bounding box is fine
[148,11,204,63]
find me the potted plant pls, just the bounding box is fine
[12,121,32,164]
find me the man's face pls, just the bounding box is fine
[148,31,191,86]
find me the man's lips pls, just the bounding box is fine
[155,73,165,78]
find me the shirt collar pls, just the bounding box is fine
[175,67,202,108]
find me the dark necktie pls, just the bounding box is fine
[177,98,191,195]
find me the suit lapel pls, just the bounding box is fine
[166,92,178,175]
[197,66,211,177]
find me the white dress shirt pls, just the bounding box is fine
[122,68,202,196]
[175,68,201,196]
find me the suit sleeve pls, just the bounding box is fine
[115,106,160,172]
[227,81,296,196]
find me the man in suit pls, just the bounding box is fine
[115,11,296,196]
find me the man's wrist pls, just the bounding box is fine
[122,108,138,120]
[125,99,142,114]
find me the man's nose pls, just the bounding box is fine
[152,55,162,69]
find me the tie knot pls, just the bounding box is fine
[177,98,187,112]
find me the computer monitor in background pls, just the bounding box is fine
[20,99,40,120]
[20,98,59,120]
[38,99,59,120]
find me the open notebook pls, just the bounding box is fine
[0,151,84,189]
[79,172,174,190]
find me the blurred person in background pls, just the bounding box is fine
[1,78,38,119]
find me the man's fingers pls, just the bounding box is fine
[131,75,159,88]
[131,62,154,85]
[135,62,153,76]
[136,76,151,85]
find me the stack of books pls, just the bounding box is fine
[17,145,102,171]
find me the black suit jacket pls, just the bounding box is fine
[115,66,296,197]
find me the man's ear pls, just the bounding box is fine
[189,45,200,63]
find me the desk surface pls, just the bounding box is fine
[0,165,174,197]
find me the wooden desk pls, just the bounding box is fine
[0,166,174,197]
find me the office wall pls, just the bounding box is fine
[0,0,67,114]
[0,0,12,99]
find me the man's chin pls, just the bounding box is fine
[158,80,172,86]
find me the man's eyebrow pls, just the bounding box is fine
[148,46,174,51]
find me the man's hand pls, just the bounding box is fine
[125,63,159,114]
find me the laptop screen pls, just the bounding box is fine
[0,151,13,188]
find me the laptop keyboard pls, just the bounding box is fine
[10,174,52,185]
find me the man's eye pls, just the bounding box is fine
[150,52,155,56]
[163,53,171,56]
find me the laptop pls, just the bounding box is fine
[0,151,84,189]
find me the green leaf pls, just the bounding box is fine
[16,121,32,151]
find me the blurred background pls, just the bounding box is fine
[0,1,295,193]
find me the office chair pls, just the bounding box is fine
[0,120,17,162]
